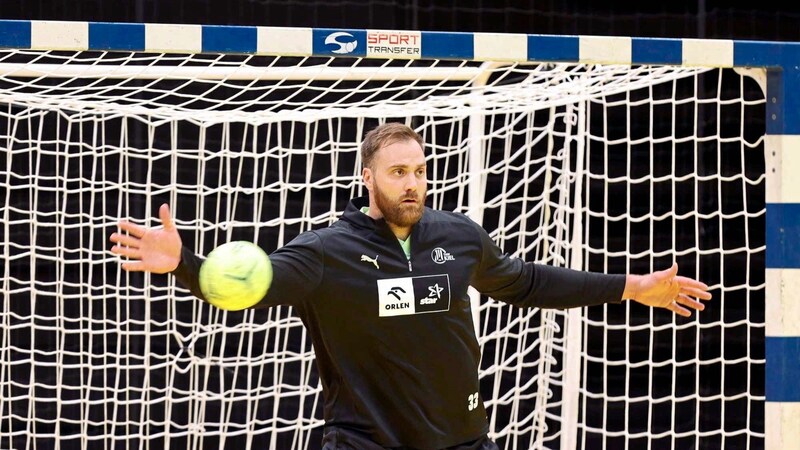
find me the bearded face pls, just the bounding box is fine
[364,138,428,233]
[372,177,426,228]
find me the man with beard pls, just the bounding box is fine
[109,122,712,450]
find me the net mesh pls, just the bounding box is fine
[0,50,765,450]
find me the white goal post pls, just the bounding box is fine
[1,21,796,450]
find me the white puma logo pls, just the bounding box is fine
[360,254,380,270]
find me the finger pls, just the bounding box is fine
[118,221,147,238]
[121,261,147,272]
[666,262,679,278]
[111,245,142,259]
[679,286,713,300]
[674,276,710,291]
[675,293,705,311]
[109,233,140,248]
[667,300,691,317]
[652,262,679,282]
[159,204,175,231]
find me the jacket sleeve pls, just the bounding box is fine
[170,246,206,300]
[469,223,626,309]
[170,231,324,309]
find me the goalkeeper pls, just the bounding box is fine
[110,123,712,450]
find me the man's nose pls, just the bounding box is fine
[403,173,418,190]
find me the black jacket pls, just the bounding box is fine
[172,196,626,449]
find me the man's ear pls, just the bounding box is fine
[362,167,373,192]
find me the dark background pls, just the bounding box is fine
[0,1,783,450]
[1,0,799,42]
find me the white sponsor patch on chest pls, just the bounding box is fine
[377,274,451,317]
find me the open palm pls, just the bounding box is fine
[630,263,712,317]
[110,203,182,274]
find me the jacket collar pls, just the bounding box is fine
[341,196,375,229]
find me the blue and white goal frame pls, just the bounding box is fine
[0,19,796,448]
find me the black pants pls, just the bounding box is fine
[321,426,499,450]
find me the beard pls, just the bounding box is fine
[373,181,425,228]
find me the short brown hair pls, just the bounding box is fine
[360,123,424,169]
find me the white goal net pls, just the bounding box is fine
[0,48,765,449]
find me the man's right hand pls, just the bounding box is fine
[110,203,182,274]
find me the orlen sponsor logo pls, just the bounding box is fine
[367,30,421,59]
[376,274,450,317]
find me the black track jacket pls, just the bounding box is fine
[172,196,626,449]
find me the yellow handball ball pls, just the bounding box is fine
[199,241,272,311]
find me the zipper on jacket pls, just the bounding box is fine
[395,235,412,272]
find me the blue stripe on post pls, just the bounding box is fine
[766,203,800,268]
[527,35,579,62]
[632,38,682,65]
[202,25,257,54]
[766,69,785,135]
[737,42,800,135]
[421,32,473,60]
[766,336,800,401]
[0,20,31,49]
[780,68,800,135]
[734,40,787,68]
[89,22,144,51]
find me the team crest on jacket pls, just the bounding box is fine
[377,274,450,317]
[431,247,455,264]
